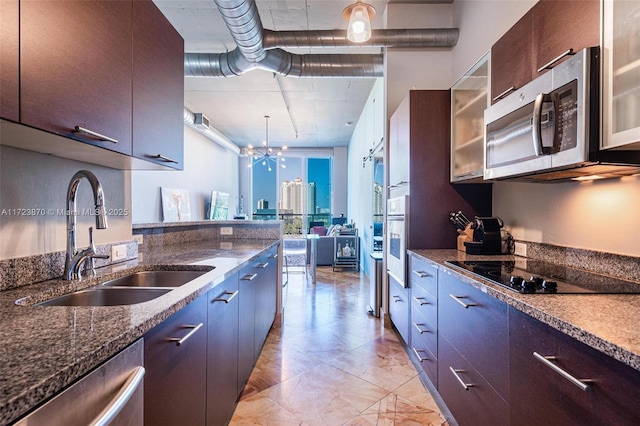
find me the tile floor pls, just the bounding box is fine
[229,267,449,425]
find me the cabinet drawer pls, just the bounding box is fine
[411,304,437,359]
[438,270,509,398]
[411,281,437,327]
[409,255,438,296]
[510,308,640,426]
[388,274,410,345]
[410,327,437,386]
[438,335,509,426]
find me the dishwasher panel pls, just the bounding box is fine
[15,338,144,426]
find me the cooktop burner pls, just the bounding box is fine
[445,260,640,294]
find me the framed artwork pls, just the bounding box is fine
[161,188,191,222]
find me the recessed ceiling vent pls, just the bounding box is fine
[193,113,210,130]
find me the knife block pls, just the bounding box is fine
[457,224,474,251]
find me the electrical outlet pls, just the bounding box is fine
[111,244,128,262]
[220,227,233,236]
[514,242,527,257]
[133,234,144,245]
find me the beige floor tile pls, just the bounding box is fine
[230,392,307,425]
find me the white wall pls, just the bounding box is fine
[347,79,384,274]
[449,0,640,257]
[0,145,131,259]
[332,147,348,218]
[131,126,239,223]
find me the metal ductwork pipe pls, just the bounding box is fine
[262,28,460,49]
[183,107,241,154]
[185,49,383,78]
[213,0,266,62]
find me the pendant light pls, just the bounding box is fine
[343,0,376,43]
[246,116,287,172]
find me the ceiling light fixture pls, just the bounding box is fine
[246,116,287,172]
[343,0,376,43]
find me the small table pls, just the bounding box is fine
[307,234,319,284]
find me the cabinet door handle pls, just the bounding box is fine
[213,290,239,304]
[391,295,403,303]
[537,48,575,73]
[269,253,278,259]
[412,296,429,306]
[257,262,269,269]
[168,323,204,347]
[449,367,473,391]
[73,126,118,144]
[241,273,258,281]
[148,154,179,164]
[413,322,430,334]
[492,86,516,102]
[89,366,145,426]
[412,270,431,278]
[412,347,429,362]
[449,294,477,308]
[533,352,590,391]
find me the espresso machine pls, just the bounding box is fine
[466,217,504,255]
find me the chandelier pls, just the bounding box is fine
[247,116,287,172]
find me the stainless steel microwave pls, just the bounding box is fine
[484,47,640,182]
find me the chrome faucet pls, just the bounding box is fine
[63,170,109,280]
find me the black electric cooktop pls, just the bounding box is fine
[446,260,640,294]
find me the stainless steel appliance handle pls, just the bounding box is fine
[533,352,590,391]
[148,154,179,163]
[449,294,477,309]
[492,86,516,102]
[413,322,430,334]
[412,347,428,362]
[449,367,473,391]
[386,216,405,222]
[73,126,118,144]
[537,48,575,73]
[213,290,239,304]
[89,366,145,426]
[169,323,204,346]
[532,93,561,156]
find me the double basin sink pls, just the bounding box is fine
[33,270,210,307]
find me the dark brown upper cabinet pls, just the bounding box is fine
[491,0,600,104]
[0,0,19,122]
[132,0,185,170]
[20,0,133,155]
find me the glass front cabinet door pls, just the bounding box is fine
[602,0,640,149]
[451,52,490,182]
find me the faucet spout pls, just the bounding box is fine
[64,170,108,280]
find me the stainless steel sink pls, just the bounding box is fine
[101,270,209,288]
[36,288,172,307]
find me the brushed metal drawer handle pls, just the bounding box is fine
[241,273,258,281]
[89,366,145,426]
[392,295,403,303]
[148,154,179,163]
[269,253,278,259]
[168,323,204,346]
[213,290,239,304]
[449,367,473,391]
[449,294,477,308]
[412,347,429,362]
[492,86,516,102]
[412,296,429,306]
[413,322,430,334]
[412,270,431,278]
[257,262,269,269]
[533,352,590,391]
[73,126,118,144]
[537,48,575,73]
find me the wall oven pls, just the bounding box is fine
[484,47,640,182]
[386,195,408,287]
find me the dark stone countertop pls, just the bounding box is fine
[0,238,279,425]
[409,249,640,372]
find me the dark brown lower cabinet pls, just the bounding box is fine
[509,308,640,426]
[438,335,509,426]
[207,272,239,426]
[144,296,207,426]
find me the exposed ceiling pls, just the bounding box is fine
[154,0,452,149]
